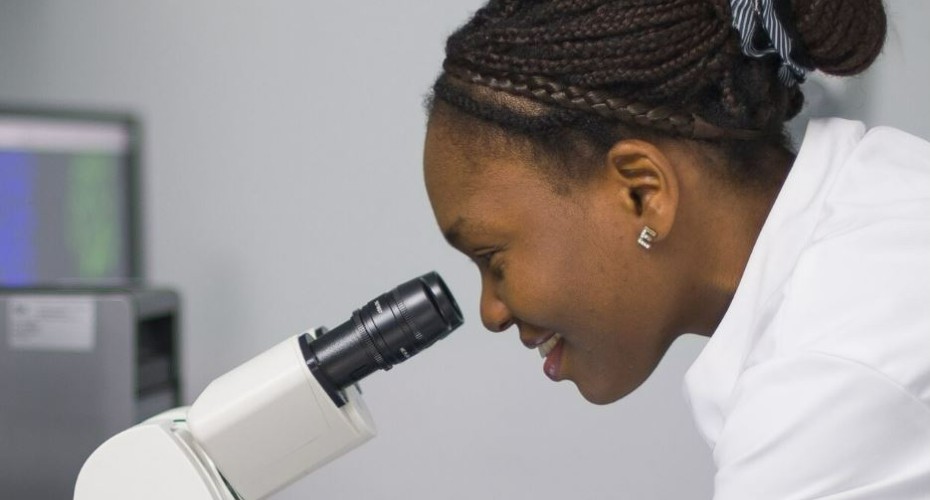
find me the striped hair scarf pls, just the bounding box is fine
[729,0,810,86]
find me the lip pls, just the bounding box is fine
[520,331,558,349]
[543,337,564,381]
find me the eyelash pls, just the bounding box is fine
[474,249,505,279]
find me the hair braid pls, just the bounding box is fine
[543,21,701,61]
[579,19,727,92]
[452,0,728,94]
[430,0,887,185]
[482,2,703,46]
[443,66,763,140]
[790,0,886,76]
[533,0,614,20]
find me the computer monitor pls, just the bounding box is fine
[0,107,142,287]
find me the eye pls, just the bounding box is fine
[474,249,495,265]
[472,247,498,265]
[473,248,505,280]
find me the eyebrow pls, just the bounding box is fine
[442,217,467,248]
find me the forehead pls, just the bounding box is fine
[424,124,537,219]
[425,105,533,171]
[423,112,582,240]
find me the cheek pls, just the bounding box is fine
[504,232,623,334]
[553,228,631,327]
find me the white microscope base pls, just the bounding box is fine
[74,408,237,500]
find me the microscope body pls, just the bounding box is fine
[74,332,376,500]
[74,271,463,500]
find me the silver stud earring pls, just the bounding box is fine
[637,226,657,250]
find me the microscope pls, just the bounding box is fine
[73,272,463,500]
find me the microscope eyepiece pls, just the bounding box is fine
[299,272,463,405]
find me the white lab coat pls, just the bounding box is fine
[684,118,930,499]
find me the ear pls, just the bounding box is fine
[605,139,679,243]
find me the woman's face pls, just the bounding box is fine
[423,112,681,404]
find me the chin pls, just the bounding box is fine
[572,379,635,406]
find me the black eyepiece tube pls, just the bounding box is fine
[300,272,463,405]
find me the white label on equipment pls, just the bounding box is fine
[7,296,96,351]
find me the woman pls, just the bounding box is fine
[423,0,930,498]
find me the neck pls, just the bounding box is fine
[672,161,788,337]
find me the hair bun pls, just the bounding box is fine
[790,0,887,76]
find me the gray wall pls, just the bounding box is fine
[0,2,926,499]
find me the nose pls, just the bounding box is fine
[479,276,513,332]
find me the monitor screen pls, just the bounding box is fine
[0,108,141,287]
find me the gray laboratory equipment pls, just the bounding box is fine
[0,288,181,499]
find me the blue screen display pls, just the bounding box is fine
[0,114,134,287]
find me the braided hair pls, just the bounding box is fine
[428,0,887,187]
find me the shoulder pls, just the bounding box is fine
[765,120,930,406]
[858,124,930,166]
[691,120,930,497]
[825,121,930,208]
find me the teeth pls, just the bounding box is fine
[537,333,562,358]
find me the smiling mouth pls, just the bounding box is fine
[537,333,562,358]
